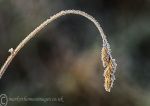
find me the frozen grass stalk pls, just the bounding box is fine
[0,10,117,92]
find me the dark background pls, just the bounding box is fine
[0,0,150,106]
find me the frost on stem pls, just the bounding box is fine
[0,9,117,92]
[8,48,14,54]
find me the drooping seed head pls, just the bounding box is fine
[101,47,117,92]
[101,47,110,67]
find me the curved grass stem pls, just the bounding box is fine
[0,10,117,92]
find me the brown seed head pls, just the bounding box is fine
[101,47,116,92]
[101,47,110,67]
[103,59,114,92]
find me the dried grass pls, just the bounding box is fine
[0,10,117,92]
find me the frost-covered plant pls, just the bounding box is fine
[0,10,117,92]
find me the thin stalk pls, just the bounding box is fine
[0,10,117,92]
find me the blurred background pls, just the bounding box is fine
[0,0,150,106]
